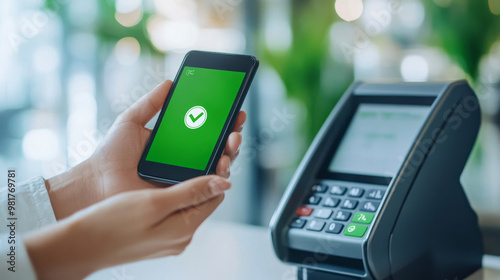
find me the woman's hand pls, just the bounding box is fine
[45,80,246,220]
[24,175,230,280]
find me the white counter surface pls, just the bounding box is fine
[87,220,500,280]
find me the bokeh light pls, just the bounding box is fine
[115,0,141,14]
[33,46,60,73]
[22,129,59,160]
[147,16,199,52]
[400,54,429,82]
[489,0,500,15]
[153,0,197,20]
[114,37,141,66]
[335,0,364,22]
[399,1,425,29]
[115,8,143,27]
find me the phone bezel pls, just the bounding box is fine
[137,50,259,184]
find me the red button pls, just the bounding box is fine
[296,206,313,216]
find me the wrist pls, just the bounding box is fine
[24,219,99,280]
[45,158,102,220]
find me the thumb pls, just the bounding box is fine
[120,80,172,126]
[152,176,231,218]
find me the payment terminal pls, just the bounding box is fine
[270,81,483,280]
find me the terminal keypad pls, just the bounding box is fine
[291,182,386,238]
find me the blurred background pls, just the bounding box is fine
[1,0,500,255]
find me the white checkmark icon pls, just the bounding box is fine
[184,106,207,129]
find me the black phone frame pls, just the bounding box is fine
[138,50,259,184]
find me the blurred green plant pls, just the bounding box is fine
[261,0,500,141]
[259,0,354,141]
[44,0,499,140]
[424,0,500,81]
[44,0,161,55]
[423,1,500,166]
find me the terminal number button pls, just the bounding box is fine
[348,187,364,197]
[325,222,344,234]
[333,210,351,221]
[344,224,368,237]
[360,201,380,212]
[306,195,321,205]
[330,185,347,196]
[306,220,326,231]
[314,209,333,219]
[312,184,328,193]
[341,199,358,210]
[323,197,340,208]
[290,218,306,229]
[366,189,385,200]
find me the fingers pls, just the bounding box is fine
[120,80,172,126]
[216,131,242,179]
[152,176,230,217]
[224,132,242,161]
[216,155,231,178]
[214,112,245,178]
[152,194,224,246]
[232,111,246,132]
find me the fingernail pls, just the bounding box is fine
[238,125,244,132]
[209,177,231,195]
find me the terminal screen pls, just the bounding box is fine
[328,103,430,178]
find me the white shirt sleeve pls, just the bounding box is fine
[0,176,57,280]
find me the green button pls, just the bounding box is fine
[344,224,368,237]
[352,212,374,224]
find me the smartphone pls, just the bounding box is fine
[138,51,259,184]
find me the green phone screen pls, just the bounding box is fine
[146,67,246,170]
